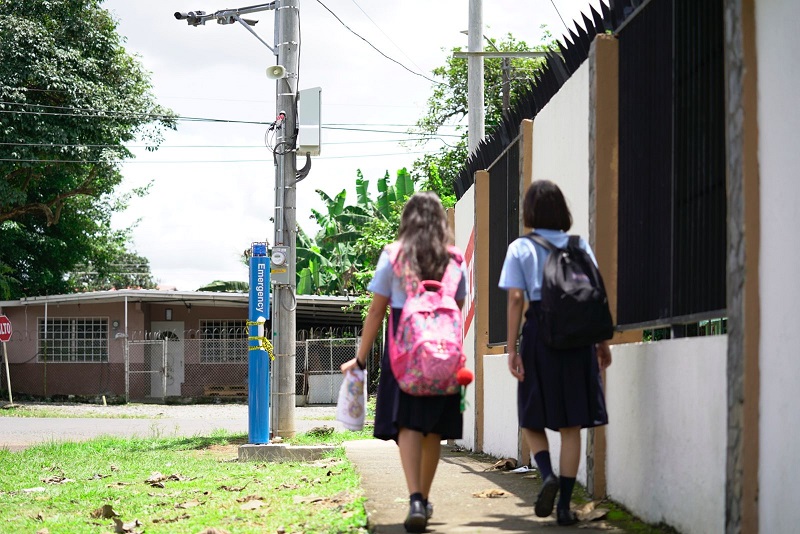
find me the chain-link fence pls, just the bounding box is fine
[3,327,379,404]
[295,337,360,404]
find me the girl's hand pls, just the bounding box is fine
[508,350,525,381]
[596,342,612,370]
[341,357,362,375]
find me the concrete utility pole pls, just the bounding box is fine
[468,0,484,154]
[271,0,300,439]
[174,1,300,439]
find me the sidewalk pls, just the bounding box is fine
[344,439,622,533]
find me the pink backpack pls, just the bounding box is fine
[387,244,466,396]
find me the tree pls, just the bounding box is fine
[410,32,552,201]
[197,280,249,293]
[0,0,175,298]
[295,169,415,296]
[66,249,158,291]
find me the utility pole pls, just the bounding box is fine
[174,0,300,440]
[467,0,484,154]
[271,0,299,439]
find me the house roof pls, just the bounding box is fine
[0,289,362,327]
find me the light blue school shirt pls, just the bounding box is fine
[368,249,468,308]
[498,228,598,301]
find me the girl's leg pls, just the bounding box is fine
[419,433,442,500]
[556,426,581,525]
[397,428,427,532]
[397,427,422,494]
[522,427,553,478]
[558,426,581,477]
[523,427,559,518]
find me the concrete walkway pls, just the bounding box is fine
[344,439,621,533]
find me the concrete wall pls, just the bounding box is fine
[755,1,800,531]
[531,62,591,238]
[481,354,519,459]
[606,337,727,534]
[454,185,477,451]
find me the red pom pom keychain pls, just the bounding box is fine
[456,368,474,412]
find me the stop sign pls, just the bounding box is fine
[0,315,11,342]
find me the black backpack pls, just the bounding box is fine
[524,233,614,350]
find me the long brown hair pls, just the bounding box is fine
[397,192,452,281]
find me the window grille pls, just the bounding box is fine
[199,319,248,363]
[38,318,108,362]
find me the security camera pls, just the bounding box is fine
[174,11,206,26]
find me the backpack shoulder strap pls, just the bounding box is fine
[567,235,582,249]
[386,242,417,297]
[441,247,464,297]
[524,232,557,252]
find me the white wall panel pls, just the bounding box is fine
[755,2,800,532]
[606,338,727,534]
[530,62,591,237]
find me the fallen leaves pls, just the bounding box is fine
[175,499,202,509]
[145,472,193,488]
[41,475,73,485]
[239,499,267,510]
[472,488,508,498]
[574,500,610,522]
[153,514,190,524]
[112,517,142,533]
[90,504,119,519]
[485,458,518,471]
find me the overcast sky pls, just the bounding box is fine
[104,0,603,290]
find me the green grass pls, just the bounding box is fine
[0,431,368,533]
[286,425,374,446]
[0,405,154,419]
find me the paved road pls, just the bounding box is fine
[0,403,342,451]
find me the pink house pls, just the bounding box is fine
[0,290,361,401]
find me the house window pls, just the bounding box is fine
[200,320,248,363]
[38,318,109,363]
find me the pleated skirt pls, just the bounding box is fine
[518,302,609,431]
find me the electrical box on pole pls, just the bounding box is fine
[298,87,321,156]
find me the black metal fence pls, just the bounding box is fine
[487,140,521,345]
[617,0,726,328]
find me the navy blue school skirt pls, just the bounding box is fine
[518,302,609,431]
[373,307,463,442]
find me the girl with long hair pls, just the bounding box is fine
[342,191,467,533]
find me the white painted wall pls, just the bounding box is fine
[606,337,727,534]
[454,185,476,451]
[482,354,519,459]
[755,2,800,532]
[530,61,591,238]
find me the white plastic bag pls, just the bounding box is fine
[336,369,367,431]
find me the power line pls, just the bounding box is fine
[0,151,432,164]
[549,0,570,32]
[0,138,456,150]
[0,102,463,136]
[348,0,426,74]
[314,0,442,86]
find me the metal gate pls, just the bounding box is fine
[125,339,167,402]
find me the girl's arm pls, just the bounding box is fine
[506,288,526,381]
[341,293,391,374]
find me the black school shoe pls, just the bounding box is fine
[534,474,559,517]
[557,508,578,526]
[404,500,427,533]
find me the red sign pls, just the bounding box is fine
[0,315,11,342]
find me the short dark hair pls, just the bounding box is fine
[522,180,572,231]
